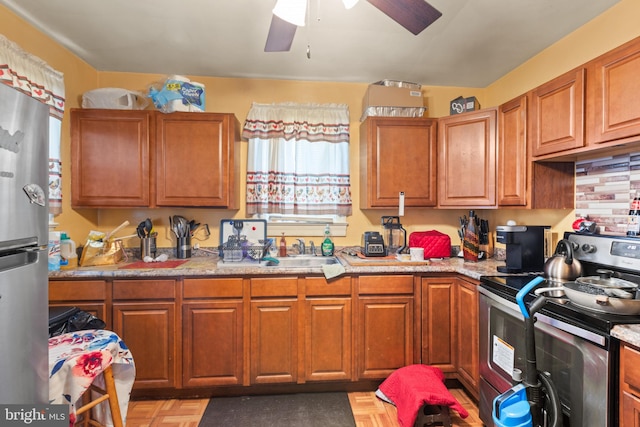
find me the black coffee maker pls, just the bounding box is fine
[496,225,549,273]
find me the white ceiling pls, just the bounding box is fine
[1,0,620,87]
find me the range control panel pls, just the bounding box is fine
[565,232,640,273]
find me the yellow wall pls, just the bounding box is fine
[2,0,640,250]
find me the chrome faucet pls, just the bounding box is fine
[296,238,306,255]
[309,241,316,256]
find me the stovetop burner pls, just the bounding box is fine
[480,275,640,336]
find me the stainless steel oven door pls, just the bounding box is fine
[478,288,611,427]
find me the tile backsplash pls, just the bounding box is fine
[575,152,640,235]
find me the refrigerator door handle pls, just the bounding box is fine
[18,245,48,252]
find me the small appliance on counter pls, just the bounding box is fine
[362,231,386,257]
[382,216,407,255]
[495,225,549,273]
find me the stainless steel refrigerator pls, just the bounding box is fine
[0,82,50,404]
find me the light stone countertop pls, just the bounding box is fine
[612,324,640,348]
[48,253,507,280]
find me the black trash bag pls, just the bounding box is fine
[48,306,106,338]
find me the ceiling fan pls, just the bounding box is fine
[265,0,442,52]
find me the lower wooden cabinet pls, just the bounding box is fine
[421,277,456,373]
[357,275,415,379]
[49,272,479,396]
[250,277,299,384]
[457,277,479,397]
[48,280,110,327]
[182,278,244,387]
[620,343,640,426]
[304,276,353,382]
[112,279,178,390]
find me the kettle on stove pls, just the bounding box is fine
[381,216,406,255]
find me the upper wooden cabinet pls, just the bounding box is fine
[587,37,640,145]
[498,95,575,209]
[530,67,585,157]
[155,113,239,207]
[71,109,240,208]
[71,109,151,207]
[498,95,528,206]
[437,108,497,208]
[360,117,437,209]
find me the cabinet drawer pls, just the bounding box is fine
[305,276,351,296]
[358,275,414,295]
[623,344,640,390]
[113,279,176,300]
[49,280,107,301]
[251,277,298,297]
[184,278,243,299]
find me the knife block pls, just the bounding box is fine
[479,232,494,258]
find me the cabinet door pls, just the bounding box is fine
[183,301,244,387]
[112,302,177,389]
[360,117,437,208]
[438,109,497,207]
[71,109,151,207]
[250,299,298,384]
[421,278,456,373]
[530,67,585,156]
[457,278,479,397]
[498,95,528,206]
[304,298,352,382]
[622,391,640,427]
[155,112,239,207]
[357,296,414,379]
[588,38,640,145]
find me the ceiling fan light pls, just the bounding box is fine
[273,0,307,27]
[342,0,359,9]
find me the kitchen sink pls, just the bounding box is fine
[264,256,340,268]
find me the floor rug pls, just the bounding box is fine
[199,392,356,427]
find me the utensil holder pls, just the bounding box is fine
[140,237,157,259]
[176,236,191,259]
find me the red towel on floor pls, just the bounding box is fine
[378,364,469,427]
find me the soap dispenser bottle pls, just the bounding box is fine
[279,233,287,257]
[321,225,334,256]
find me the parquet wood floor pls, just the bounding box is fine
[125,389,483,426]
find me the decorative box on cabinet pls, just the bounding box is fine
[112,279,178,390]
[182,278,244,387]
[588,36,640,146]
[356,275,414,379]
[70,109,239,208]
[438,108,497,207]
[530,67,585,157]
[360,117,437,208]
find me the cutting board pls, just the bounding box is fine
[341,253,429,267]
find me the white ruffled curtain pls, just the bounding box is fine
[0,34,65,215]
[242,102,352,216]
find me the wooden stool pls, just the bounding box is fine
[414,404,452,427]
[75,365,123,427]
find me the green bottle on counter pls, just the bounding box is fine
[321,225,334,256]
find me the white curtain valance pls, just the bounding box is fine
[0,34,65,118]
[242,102,350,143]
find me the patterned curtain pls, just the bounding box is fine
[242,102,352,216]
[0,34,66,215]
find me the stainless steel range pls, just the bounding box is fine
[479,232,640,427]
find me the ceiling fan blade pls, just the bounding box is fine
[366,0,442,35]
[265,14,298,52]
